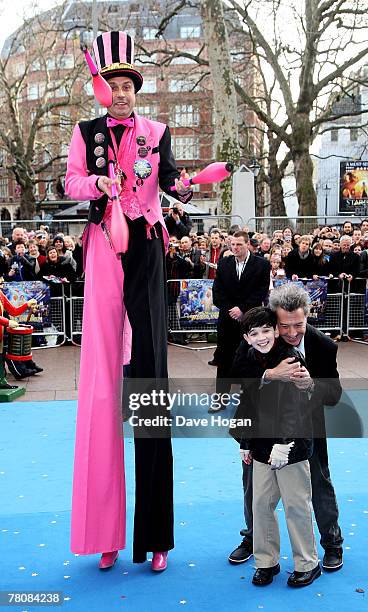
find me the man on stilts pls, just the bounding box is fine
[66,30,192,571]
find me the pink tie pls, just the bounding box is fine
[106,116,135,128]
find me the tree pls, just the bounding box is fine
[228,0,368,215]
[200,0,241,214]
[0,5,90,218]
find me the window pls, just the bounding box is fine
[142,27,157,40]
[30,59,41,72]
[331,129,338,142]
[173,136,199,160]
[135,52,157,65]
[180,26,201,38]
[135,104,157,119]
[42,113,53,133]
[0,178,8,198]
[0,149,6,166]
[140,78,156,93]
[59,110,70,127]
[350,128,358,142]
[14,62,25,77]
[169,78,198,92]
[45,176,53,196]
[27,83,44,100]
[55,83,67,98]
[59,54,74,69]
[43,150,52,164]
[84,82,93,96]
[125,28,136,38]
[46,57,56,70]
[170,49,199,65]
[172,104,199,127]
[81,30,94,45]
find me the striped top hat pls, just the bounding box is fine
[92,31,143,92]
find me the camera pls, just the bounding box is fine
[172,206,179,215]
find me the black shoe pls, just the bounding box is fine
[208,405,226,414]
[322,547,343,571]
[252,564,280,586]
[287,564,321,587]
[0,383,18,389]
[32,365,43,373]
[208,359,218,366]
[13,368,36,380]
[228,538,253,564]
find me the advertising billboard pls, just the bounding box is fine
[339,160,368,215]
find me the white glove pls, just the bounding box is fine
[239,449,251,464]
[269,442,295,470]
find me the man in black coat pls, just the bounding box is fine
[329,234,360,280]
[212,231,270,400]
[228,283,344,574]
[164,202,192,239]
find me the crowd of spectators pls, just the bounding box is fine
[166,218,368,285]
[0,226,83,284]
[1,218,368,290]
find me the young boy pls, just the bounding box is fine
[232,307,320,588]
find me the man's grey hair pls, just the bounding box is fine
[269,283,310,316]
[340,234,352,243]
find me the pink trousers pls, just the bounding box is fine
[70,222,129,554]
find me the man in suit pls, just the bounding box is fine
[212,231,270,404]
[229,283,344,575]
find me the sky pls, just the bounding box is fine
[0,1,55,46]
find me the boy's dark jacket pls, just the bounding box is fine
[230,338,314,465]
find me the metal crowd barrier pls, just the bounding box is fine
[246,215,365,235]
[167,277,347,343]
[36,277,365,348]
[67,282,84,346]
[347,278,368,342]
[29,285,67,349]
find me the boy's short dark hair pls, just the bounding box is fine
[241,307,277,334]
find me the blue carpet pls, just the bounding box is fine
[0,400,367,611]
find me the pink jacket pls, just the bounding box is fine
[65,113,170,250]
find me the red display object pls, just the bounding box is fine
[6,325,33,361]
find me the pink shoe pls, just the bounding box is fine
[99,550,119,570]
[152,551,168,572]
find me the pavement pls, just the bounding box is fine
[8,339,368,402]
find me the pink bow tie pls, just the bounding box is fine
[107,116,135,128]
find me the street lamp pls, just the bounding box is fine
[248,158,261,211]
[323,183,331,225]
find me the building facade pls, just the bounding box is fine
[0,0,263,226]
[316,70,368,220]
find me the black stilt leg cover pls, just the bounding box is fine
[121,217,174,563]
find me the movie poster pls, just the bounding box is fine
[179,279,219,328]
[3,281,51,329]
[340,160,368,215]
[273,278,328,322]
